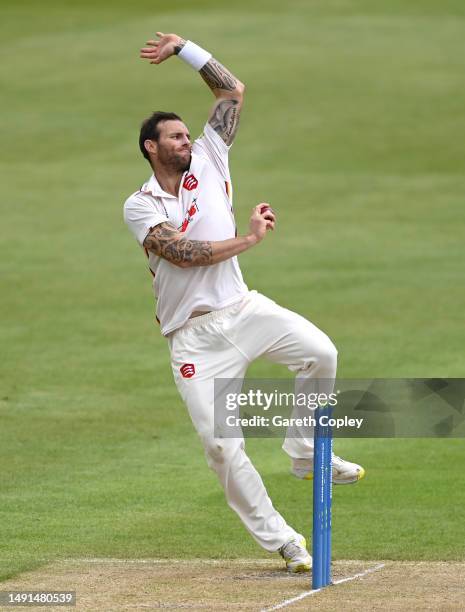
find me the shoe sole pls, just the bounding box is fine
[288,563,312,573]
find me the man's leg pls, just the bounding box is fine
[225,292,364,483]
[168,308,303,553]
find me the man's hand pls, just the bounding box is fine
[140,32,185,65]
[247,204,276,244]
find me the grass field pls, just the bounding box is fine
[1,0,465,599]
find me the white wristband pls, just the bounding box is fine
[178,40,212,71]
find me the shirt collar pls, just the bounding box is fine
[142,173,179,199]
[141,154,204,198]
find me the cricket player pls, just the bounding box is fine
[124,33,364,572]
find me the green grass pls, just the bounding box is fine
[1,0,465,581]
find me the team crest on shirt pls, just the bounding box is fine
[183,174,198,191]
[179,199,199,233]
[180,363,196,378]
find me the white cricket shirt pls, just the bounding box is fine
[124,122,248,336]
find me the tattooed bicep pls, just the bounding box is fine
[208,98,241,146]
[143,222,180,253]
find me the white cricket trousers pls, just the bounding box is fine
[168,291,337,552]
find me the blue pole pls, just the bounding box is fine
[312,411,324,589]
[323,413,332,586]
[322,432,328,586]
[312,405,333,590]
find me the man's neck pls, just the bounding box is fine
[153,166,183,197]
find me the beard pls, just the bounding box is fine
[157,146,191,172]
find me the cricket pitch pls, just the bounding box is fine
[1,559,464,611]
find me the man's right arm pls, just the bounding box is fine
[140,33,244,146]
[143,205,276,268]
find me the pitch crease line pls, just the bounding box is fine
[67,558,279,565]
[261,563,385,611]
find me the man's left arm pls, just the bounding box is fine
[140,33,244,146]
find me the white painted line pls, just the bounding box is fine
[332,562,385,586]
[261,563,386,611]
[65,558,280,565]
[261,587,323,611]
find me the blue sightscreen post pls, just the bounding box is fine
[312,408,324,589]
[312,405,333,590]
[325,424,333,584]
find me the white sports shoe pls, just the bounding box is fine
[279,536,312,573]
[292,454,365,485]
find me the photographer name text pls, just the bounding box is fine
[225,414,364,429]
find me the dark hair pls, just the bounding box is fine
[139,111,183,162]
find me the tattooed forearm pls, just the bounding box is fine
[163,238,213,267]
[143,221,259,267]
[200,58,237,92]
[174,38,186,55]
[143,223,213,267]
[209,98,241,145]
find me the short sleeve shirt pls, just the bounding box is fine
[124,122,248,335]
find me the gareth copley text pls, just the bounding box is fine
[225,414,364,430]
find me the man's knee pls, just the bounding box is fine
[318,339,338,376]
[299,335,337,377]
[201,436,244,468]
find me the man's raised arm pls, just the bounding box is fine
[140,33,244,145]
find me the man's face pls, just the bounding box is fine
[154,120,192,172]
